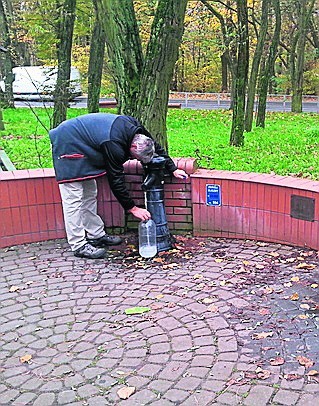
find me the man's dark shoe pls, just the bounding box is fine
[74,243,106,259]
[88,234,123,247]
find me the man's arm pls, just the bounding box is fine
[101,141,152,220]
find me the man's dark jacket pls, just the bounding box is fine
[49,113,177,210]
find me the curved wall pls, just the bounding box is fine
[0,159,196,249]
[192,169,319,250]
[1,160,319,250]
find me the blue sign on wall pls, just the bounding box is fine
[206,184,221,206]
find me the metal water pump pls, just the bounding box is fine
[142,156,173,252]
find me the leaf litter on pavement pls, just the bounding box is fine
[64,234,319,388]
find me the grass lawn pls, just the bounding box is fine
[1,107,319,179]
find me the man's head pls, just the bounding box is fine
[130,133,155,163]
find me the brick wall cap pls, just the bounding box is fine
[0,168,56,180]
[191,169,319,192]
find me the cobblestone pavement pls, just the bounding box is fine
[1,235,319,406]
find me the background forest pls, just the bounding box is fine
[1,0,318,96]
[0,0,319,175]
[0,0,319,150]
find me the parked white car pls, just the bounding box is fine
[0,66,82,100]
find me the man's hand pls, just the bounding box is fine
[173,169,188,179]
[128,206,152,221]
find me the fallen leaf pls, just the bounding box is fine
[252,331,274,340]
[124,307,151,315]
[84,269,95,274]
[116,370,127,375]
[233,266,247,274]
[117,386,136,399]
[20,354,32,363]
[300,304,310,310]
[9,286,20,292]
[152,257,165,263]
[298,314,309,319]
[150,303,163,310]
[296,356,314,369]
[291,276,300,282]
[226,377,248,386]
[202,298,214,304]
[255,367,271,379]
[269,356,285,366]
[215,258,224,263]
[307,370,319,376]
[242,260,250,266]
[193,273,203,280]
[283,374,302,381]
[207,304,219,313]
[311,283,318,289]
[259,308,270,316]
[174,244,183,250]
[245,371,257,379]
[155,294,164,299]
[264,287,274,295]
[290,293,299,301]
[286,257,296,263]
[296,263,316,270]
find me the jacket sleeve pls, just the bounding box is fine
[101,141,135,211]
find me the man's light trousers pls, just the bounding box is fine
[59,179,105,251]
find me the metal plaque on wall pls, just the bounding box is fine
[206,184,221,206]
[290,195,315,222]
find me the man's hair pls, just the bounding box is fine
[130,133,155,163]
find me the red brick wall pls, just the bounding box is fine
[192,169,319,250]
[2,162,319,250]
[0,159,197,249]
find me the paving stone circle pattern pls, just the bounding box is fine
[0,235,319,405]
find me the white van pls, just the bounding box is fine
[0,66,82,100]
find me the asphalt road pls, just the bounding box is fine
[14,96,319,113]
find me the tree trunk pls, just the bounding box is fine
[93,0,143,116]
[0,0,14,108]
[221,52,228,92]
[245,0,269,132]
[52,0,76,128]
[291,0,315,113]
[201,1,238,110]
[135,0,188,148]
[309,18,319,59]
[256,0,281,128]
[0,107,4,130]
[230,0,249,147]
[87,9,106,113]
[94,0,187,149]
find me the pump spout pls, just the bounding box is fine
[142,173,157,191]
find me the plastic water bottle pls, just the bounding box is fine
[139,219,157,258]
